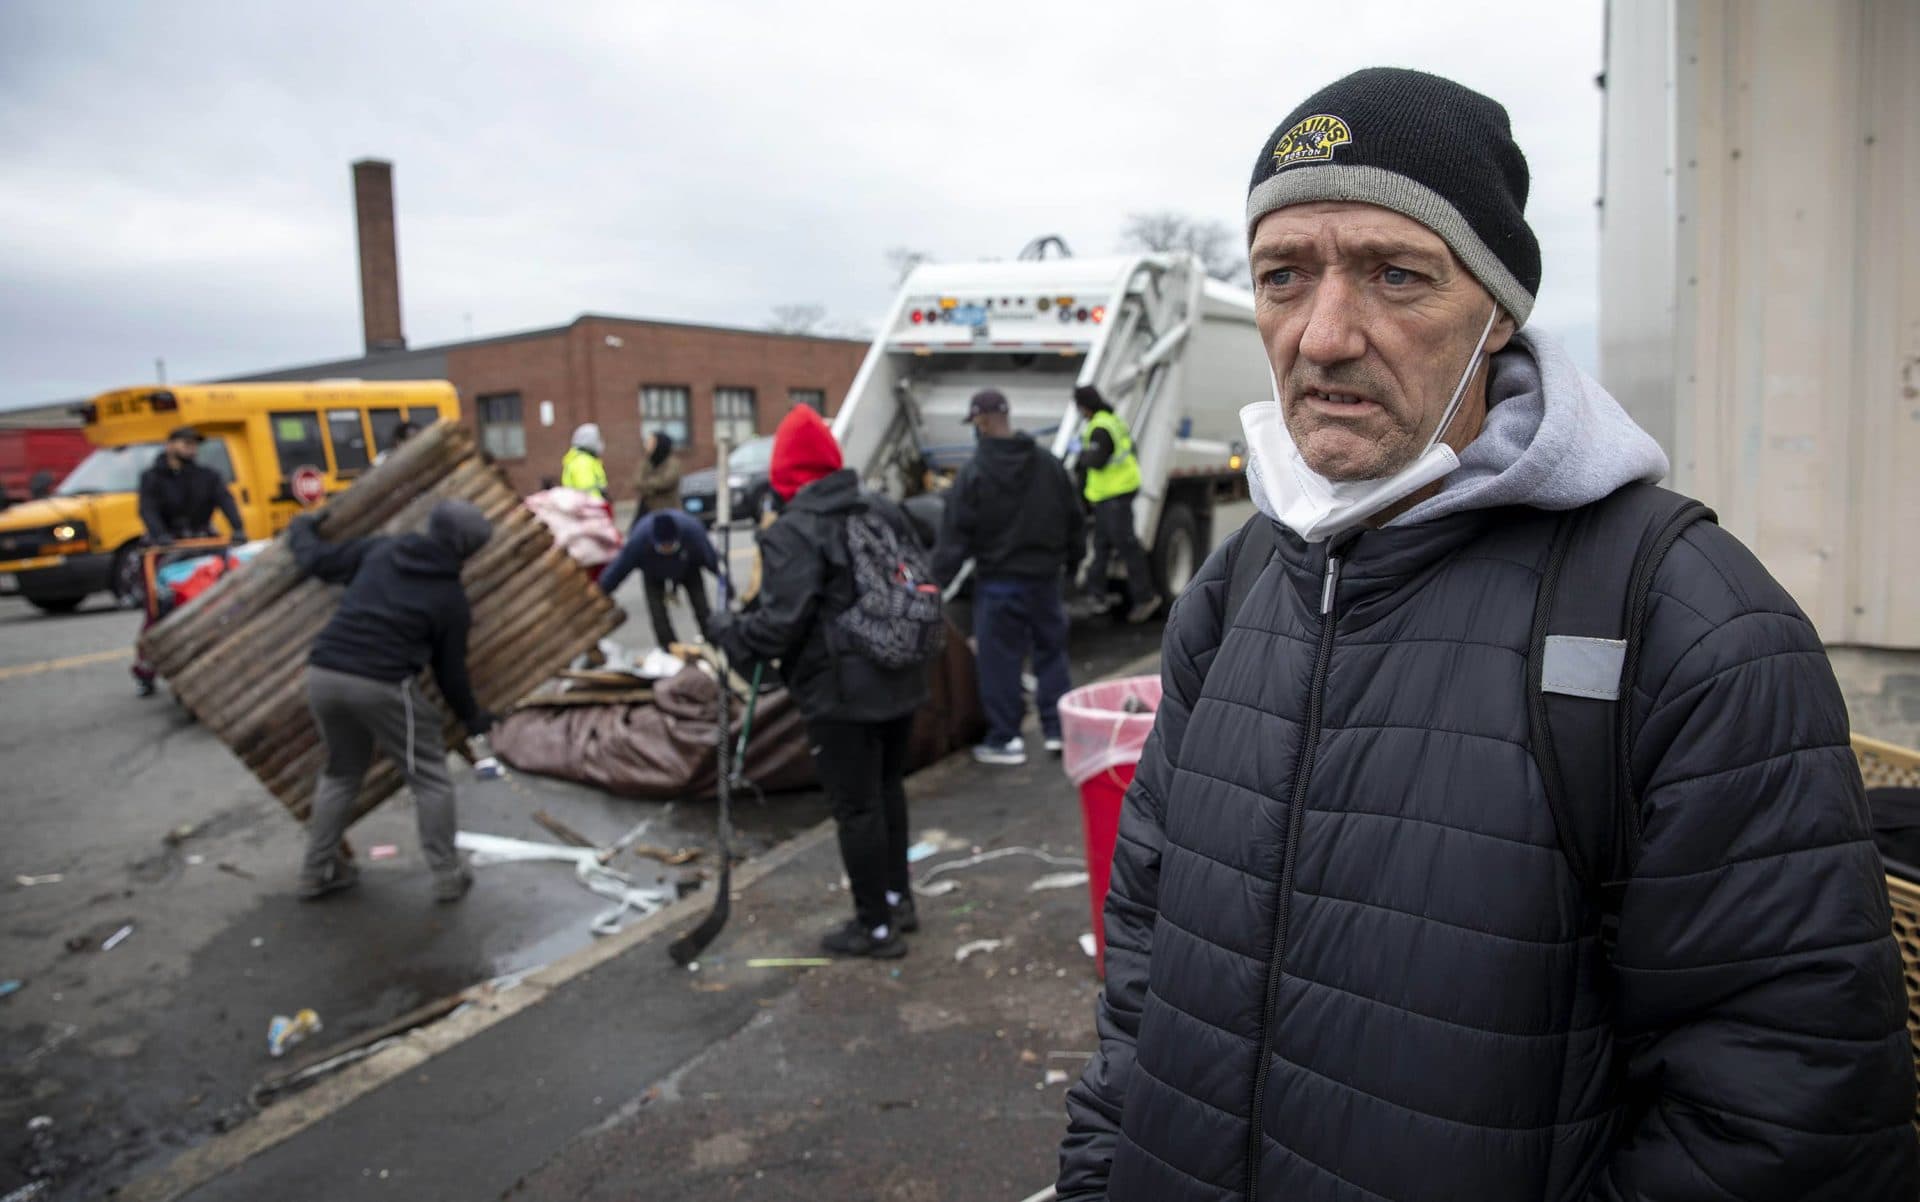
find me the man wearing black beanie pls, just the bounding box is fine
[1059,67,1916,1202]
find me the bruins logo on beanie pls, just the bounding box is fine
[1246,67,1541,326]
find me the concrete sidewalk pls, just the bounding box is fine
[149,716,1116,1201]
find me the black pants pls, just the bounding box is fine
[809,714,913,931]
[975,576,1072,747]
[1084,492,1155,605]
[645,574,712,649]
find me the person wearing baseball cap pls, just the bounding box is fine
[131,424,246,695]
[1058,68,1915,1201]
[930,389,1083,765]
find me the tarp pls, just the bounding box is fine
[492,620,986,800]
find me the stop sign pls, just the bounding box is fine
[291,465,326,507]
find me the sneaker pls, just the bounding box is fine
[1043,735,1064,755]
[432,865,474,904]
[821,918,908,959]
[972,737,1027,766]
[891,895,920,934]
[1126,595,1166,625]
[296,858,360,902]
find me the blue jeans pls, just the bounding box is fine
[974,576,1072,747]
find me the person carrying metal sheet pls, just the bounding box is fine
[1072,386,1162,624]
[595,507,718,651]
[287,500,495,903]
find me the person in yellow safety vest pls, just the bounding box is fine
[561,423,609,499]
[1073,385,1163,624]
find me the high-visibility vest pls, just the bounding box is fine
[1081,410,1142,503]
[561,447,608,497]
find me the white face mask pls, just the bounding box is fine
[1242,306,1499,543]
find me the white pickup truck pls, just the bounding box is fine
[831,252,1270,599]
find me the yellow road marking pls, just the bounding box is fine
[0,647,134,681]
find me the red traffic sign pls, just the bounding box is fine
[291,465,326,507]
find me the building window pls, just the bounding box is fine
[714,387,757,447]
[640,385,691,445]
[790,388,827,414]
[477,392,526,460]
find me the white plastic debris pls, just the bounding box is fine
[1079,933,1098,958]
[455,831,673,936]
[954,939,1005,963]
[1027,871,1090,893]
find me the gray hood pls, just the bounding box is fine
[1248,327,1669,529]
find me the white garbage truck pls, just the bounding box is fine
[830,252,1270,600]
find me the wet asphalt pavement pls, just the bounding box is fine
[0,546,1166,1200]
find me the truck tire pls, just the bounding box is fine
[28,596,83,615]
[1153,502,1202,599]
[111,542,146,610]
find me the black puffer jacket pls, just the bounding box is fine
[1060,507,1917,1200]
[711,469,928,724]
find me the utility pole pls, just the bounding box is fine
[155,357,167,383]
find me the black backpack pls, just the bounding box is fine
[833,508,947,670]
[1221,484,1716,946]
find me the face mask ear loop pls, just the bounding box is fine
[1426,306,1501,453]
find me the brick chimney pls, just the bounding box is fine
[351,159,407,353]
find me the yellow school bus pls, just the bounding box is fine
[0,381,459,614]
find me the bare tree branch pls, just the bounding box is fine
[1119,210,1245,283]
[767,303,829,335]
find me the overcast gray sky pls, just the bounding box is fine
[0,0,1605,411]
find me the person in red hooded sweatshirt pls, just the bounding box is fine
[709,406,930,958]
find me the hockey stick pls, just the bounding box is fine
[671,437,738,966]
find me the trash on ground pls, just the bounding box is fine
[267,1008,323,1058]
[913,879,961,897]
[638,646,687,680]
[250,937,265,948]
[918,846,1087,887]
[1045,1069,1071,1085]
[186,853,206,865]
[218,861,256,880]
[100,924,134,952]
[14,874,62,887]
[254,989,473,1103]
[1028,870,1090,892]
[954,939,1006,963]
[1,1179,50,1202]
[368,844,399,861]
[906,840,939,863]
[164,822,199,845]
[0,980,22,998]
[456,830,674,937]
[1079,932,1098,958]
[746,957,832,969]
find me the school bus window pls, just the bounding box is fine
[273,412,327,478]
[327,409,371,475]
[369,408,404,451]
[197,438,236,482]
[407,407,440,429]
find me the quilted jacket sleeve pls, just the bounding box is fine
[1590,523,1918,1200]
[1058,539,1230,1200]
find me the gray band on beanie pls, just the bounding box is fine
[1246,165,1534,326]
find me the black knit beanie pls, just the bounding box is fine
[1245,67,1540,326]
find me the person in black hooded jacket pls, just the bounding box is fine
[710,405,929,960]
[288,500,494,904]
[932,388,1083,765]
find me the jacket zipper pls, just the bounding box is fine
[1244,543,1344,1200]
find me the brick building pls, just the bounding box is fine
[232,159,867,496]
[233,316,867,497]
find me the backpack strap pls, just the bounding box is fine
[1526,483,1715,950]
[1224,514,1279,630]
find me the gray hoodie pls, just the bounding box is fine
[1248,328,1669,529]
